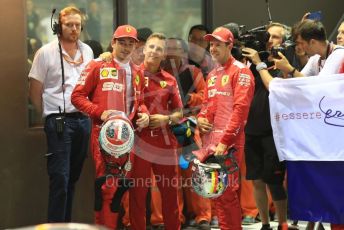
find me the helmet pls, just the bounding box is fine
[99,112,135,158]
[191,148,238,198]
[191,158,229,198]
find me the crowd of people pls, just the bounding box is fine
[27,5,344,230]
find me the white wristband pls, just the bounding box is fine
[256,62,268,72]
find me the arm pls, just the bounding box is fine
[242,48,303,90]
[28,47,47,116]
[149,77,183,129]
[71,60,104,119]
[274,52,304,78]
[28,78,43,116]
[242,47,275,90]
[148,109,183,129]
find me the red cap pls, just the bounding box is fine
[204,27,234,43]
[113,25,139,42]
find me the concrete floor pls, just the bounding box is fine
[181,220,331,230]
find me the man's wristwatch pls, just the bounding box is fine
[168,115,173,125]
[256,62,268,72]
[289,67,296,77]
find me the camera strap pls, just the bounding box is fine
[58,40,66,116]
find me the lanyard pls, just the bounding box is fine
[318,42,333,72]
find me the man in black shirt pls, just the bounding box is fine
[242,23,290,230]
[187,25,215,78]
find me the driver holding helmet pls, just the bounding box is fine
[71,25,149,229]
[196,27,255,230]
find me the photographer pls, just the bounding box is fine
[241,22,290,230]
[28,6,94,222]
[257,19,344,230]
[256,20,344,89]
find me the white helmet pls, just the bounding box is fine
[191,148,238,199]
[191,159,229,199]
[99,112,135,158]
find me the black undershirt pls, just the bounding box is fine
[245,63,283,136]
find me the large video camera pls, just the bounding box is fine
[238,25,295,62]
[237,25,270,61]
[239,25,270,52]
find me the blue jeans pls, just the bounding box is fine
[44,115,91,222]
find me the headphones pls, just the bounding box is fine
[51,9,61,35]
[52,15,62,35]
[51,8,83,36]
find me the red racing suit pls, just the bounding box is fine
[71,58,148,229]
[197,56,255,230]
[129,66,183,230]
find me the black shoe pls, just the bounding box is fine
[151,224,165,230]
[198,220,211,230]
[269,211,275,221]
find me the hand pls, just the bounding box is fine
[136,113,149,128]
[148,114,169,129]
[273,52,294,74]
[301,12,310,22]
[99,52,112,63]
[197,117,212,134]
[242,47,261,65]
[100,110,119,121]
[214,143,228,156]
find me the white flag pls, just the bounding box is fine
[269,74,344,161]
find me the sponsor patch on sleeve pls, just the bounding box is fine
[238,73,251,86]
[77,69,88,85]
[208,76,217,87]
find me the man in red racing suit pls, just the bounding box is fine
[129,33,183,230]
[71,25,149,229]
[196,27,255,230]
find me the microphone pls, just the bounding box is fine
[265,0,272,23]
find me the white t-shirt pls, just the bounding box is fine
[29,39,94,117]
[301,45,344,76]
[114,58,133,115]
[319,46,344,75]
[301,54,321,76]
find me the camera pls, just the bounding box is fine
[239,26,270,52]
[270,46,285,59]
[238,25,271,61]
[270,40,295,59]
